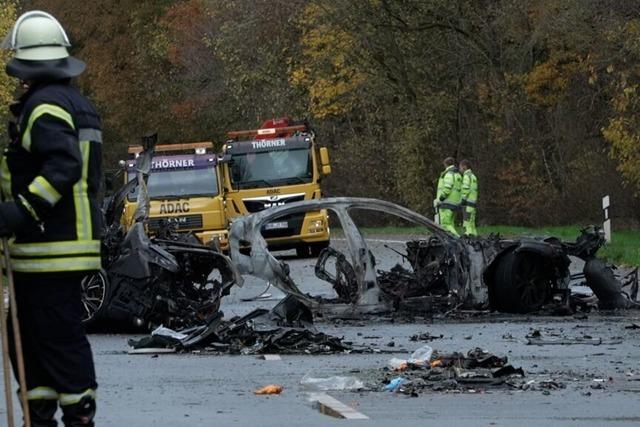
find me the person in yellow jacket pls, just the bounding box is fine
[460,159,478,236]
[434,157,462,236]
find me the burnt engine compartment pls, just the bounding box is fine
[82,135,240,331]
[377,238,469,305]
[314,226,635,314]
[99,223,236,329]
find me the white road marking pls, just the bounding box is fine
[262,354,282,361]
[332,237,406,244]
[307,392,369,420]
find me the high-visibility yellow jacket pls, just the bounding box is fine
[436,165,462,209]
[461,169,478,207]
[1,81,103,274]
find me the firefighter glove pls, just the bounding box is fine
[0,201,27,237]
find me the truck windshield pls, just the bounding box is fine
[127,166,219,201]
[230,148,312,189]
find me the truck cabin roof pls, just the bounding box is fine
[128,141,214,156]
[126,153,218,172]
[223,134,312,155]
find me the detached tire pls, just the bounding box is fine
[492,250,552,313]
[584,258,629,309]
[80,269,110,326]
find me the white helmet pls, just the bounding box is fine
[2,10,85,80]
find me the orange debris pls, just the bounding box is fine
[253,384,284,395]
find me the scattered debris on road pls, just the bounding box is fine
[253,384,284,395]
[128,296,353,355]
[525,329,623,346]
[409,332,444,342]
[376,347,530,396]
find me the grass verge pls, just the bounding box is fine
[341,225,639,266]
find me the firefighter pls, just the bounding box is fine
[434,157,462,236]
[459,159,478,236]
[0,11,101,426]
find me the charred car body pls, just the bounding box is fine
[81,135,241,330]
[230,198,637,316]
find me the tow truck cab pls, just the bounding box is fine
[220,118,331,257]
[122,142,228,249]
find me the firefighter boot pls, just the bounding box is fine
[27,399,58,427]
[60,396,95,427]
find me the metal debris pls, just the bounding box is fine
[409,332,444,342]
[375,348,529,395]
[128,296,352,355]
[525,329,623,346]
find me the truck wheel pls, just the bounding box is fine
[296,245,311,258]
[492,250,552,313]
[81,270,110,326]
[310,241,330,258]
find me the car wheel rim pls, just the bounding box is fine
[81,273,106,322]
[516,257,549,310]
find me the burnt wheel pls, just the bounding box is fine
[81,270,109,325]
[492,251,553,313]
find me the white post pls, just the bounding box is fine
[602,195,611,243]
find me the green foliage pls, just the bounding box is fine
[524,52,584,108]
[601,19,640,195]
[391,119,448,214]
[291,3,368,118]
[0,1,17,118]
[478,226,640,267]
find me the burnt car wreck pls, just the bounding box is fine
[230,198,638,316]
[81,136,241,330]
[83,135,636,331]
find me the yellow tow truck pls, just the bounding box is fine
[220,118,332,257]
[122,142,229,249]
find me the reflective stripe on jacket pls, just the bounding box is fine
[436,165,462,207]
[461,169,478,206]
[1,81,103,274]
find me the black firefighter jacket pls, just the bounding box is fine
[1,81,102,275]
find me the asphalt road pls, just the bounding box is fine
[1,235,639,426]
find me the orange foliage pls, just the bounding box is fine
[523,52,584,108]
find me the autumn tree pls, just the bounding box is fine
[602,15,640,195]
[25,0,174,164]
[290,0,639,225]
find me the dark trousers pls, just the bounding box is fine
[7,274,97,419]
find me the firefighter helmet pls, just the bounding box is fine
[2,10,85,80]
